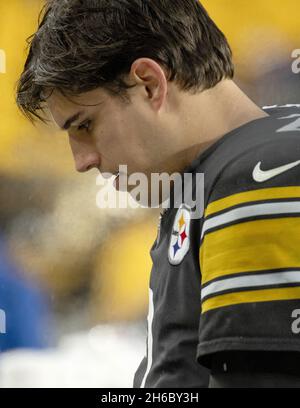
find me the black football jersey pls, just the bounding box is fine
[134,105,300,388]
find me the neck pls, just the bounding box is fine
[176,80,268,170]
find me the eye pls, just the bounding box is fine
[78,120,91,132]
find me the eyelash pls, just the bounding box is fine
[78,120,91,132]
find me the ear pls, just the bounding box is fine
[129,58,168,112]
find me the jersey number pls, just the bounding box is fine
[292,309,300,334]
[277,114,300,133]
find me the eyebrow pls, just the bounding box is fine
[61,112,83,130]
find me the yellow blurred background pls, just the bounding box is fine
[0,0,300,345]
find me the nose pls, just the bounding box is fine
[69,134,101,173]
[76,158,100,173]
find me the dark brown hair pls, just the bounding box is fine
[16,0,234,122]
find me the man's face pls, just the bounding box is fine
[46,59,194,199]
[47,88,160,176]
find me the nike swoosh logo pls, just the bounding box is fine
[253,160,300,183]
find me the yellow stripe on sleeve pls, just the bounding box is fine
[202,287,300,314]
[200,218,300,285]
[205,186,300,218]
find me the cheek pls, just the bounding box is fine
[92,125,127,165]
[92,108,156,168]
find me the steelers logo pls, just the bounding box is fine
[168,204,191,265]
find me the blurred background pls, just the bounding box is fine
[0,0,300,387]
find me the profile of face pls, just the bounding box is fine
[46,59,184,193]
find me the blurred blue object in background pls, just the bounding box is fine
[0,237,51,352]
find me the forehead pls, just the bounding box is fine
[46,88,107,129]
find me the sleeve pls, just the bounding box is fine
[197,135,300,367]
